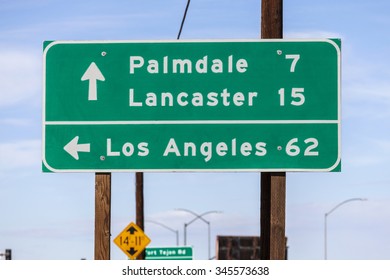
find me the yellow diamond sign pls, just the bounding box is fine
[113,222,151,260]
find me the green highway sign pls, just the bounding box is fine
[42,39,341,172]
[145,247,193,260]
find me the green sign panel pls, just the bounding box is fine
[145,247,193,260]
[43,39,341,172]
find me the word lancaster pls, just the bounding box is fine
[129,88,258,108]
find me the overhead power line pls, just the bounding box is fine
[177,0,191,39]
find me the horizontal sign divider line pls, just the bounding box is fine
[45,120,339,125]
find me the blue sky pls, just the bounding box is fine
[1,0,390,260]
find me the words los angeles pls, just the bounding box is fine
[66,136,321,163]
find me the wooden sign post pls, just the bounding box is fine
[260,0,287,260]
[135,172,145,260]
[94,173,111,260]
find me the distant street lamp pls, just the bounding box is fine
[146,220,179,246]
[324,198,367,260]
[176,208,222,260]
[0,249,11,260]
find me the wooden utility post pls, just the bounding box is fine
[135,172,145,260]
[261,0,283,38]
[94,173,112,260]
[260,0,286,260]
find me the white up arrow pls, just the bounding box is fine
[64,136,91,160]
[81,62,105,101]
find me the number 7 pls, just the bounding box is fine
[285,54,300,72]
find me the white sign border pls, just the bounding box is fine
[42,39,341,173]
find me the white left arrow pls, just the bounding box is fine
[64,136,91,160]
[81,62,105,101]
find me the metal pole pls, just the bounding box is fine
[324,213,328,260]
[324,198,367,260]
[176,209,221,259]
[146,220,179,246]
[184,223,187,246]
[207,221,211,260]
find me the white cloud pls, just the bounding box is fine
[0,118,33,126]
[345,79,390,103]
[0,49,41,107]
[0,140,40,171]
[284,30,343,39]
[342,135,390,169]
[345,154,384,168]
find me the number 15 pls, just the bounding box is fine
[278,88,305,106]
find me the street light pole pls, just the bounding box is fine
[146,220,179,246]
[176,208,221,260]
[324,198,367,260]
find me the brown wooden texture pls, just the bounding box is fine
[260,173,286,259]
[94,173,112,260]
[261,0,283,39]
[260,0,286,260]
[135,172,145,260]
